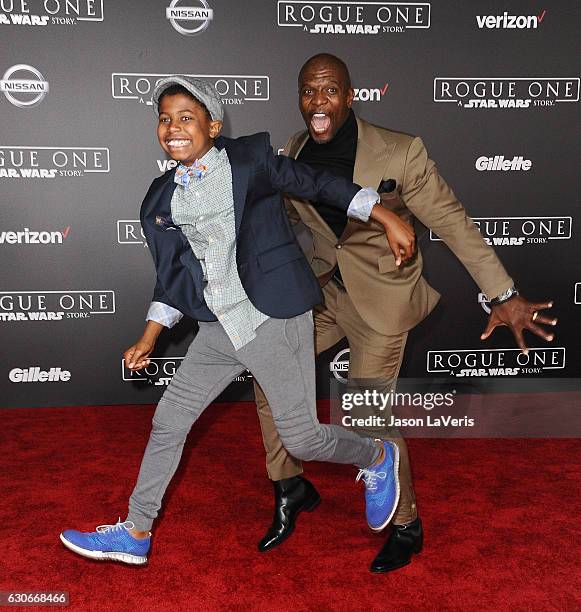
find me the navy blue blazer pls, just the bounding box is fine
[140,132,361,322]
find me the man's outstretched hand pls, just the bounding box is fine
[480,295,557,354]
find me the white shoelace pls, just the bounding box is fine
[96,518,135,533]
[356,469,387,492]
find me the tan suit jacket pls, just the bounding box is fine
[283,117,514,335]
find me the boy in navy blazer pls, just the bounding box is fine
[60,76,416,565]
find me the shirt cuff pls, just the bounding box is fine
[146,301,183,329]
[347,187,380,222]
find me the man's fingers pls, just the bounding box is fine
[512,328,528,354]
[532,314,558,327]
[480,318,497,340]
[527,322,555,342]
[529,301,554,311]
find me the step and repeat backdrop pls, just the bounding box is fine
[1,1,579,408]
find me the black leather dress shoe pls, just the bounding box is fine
[257,476,321,552]
[370,517,423,573]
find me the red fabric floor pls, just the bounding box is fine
[1,402,579,611]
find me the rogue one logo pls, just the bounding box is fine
[434,77,580,109]
[427,348,565,377]
[0,146,110,178]
[278,1,431,35]
[0,290,115,321]
[0,0,104,26]
[112,73,269,106]
[166,0,213,35]
[430,216,572,247]
[122,357,251,385]
[117,219,147,246]
[0,64,49,108]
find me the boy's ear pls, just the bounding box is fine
[209,120,223,139]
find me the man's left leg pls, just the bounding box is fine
[337,288,422,573]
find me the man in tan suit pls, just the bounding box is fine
[254,54,557,572]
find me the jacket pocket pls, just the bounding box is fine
[257,241,304,273]
[378,253,399,274]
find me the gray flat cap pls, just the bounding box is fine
[152,75,224,122]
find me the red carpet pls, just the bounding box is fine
[1,402,579,611]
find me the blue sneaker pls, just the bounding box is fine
[357,440,400,532]
[60,519,150,565]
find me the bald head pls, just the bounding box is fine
[298,53,351,90]
[297,53,354,143]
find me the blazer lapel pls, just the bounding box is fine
[333,119,397,244]
[217,136,249,238]
[144,169,178,230]
[285,131,309,158]
[353,117,396,190]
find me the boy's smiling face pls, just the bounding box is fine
[157,92,222,166]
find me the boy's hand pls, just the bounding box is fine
[124,339,155,371]
[370,205,416,266]
[124,320,164,371]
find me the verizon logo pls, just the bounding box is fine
[476,10,546,29]
[0,226,71,244]
[353,83,388,102]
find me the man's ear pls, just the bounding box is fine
[346,87,355,109]
[209,120,223,139]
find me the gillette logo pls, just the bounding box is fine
[9,366,71,383]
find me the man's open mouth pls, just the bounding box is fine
[310,113,331,135]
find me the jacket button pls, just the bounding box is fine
[336,244,342,249]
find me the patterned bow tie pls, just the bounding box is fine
[174,160,208,187]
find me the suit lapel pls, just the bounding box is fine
[285,131,309,158]
[143,168,177,228]
[217,136,249,238]
[333,119,397,244]
[353,117,396,189]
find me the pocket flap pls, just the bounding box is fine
[378,253,399,273]
[257,241,304,273]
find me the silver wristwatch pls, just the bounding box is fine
[490,286,519,306]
